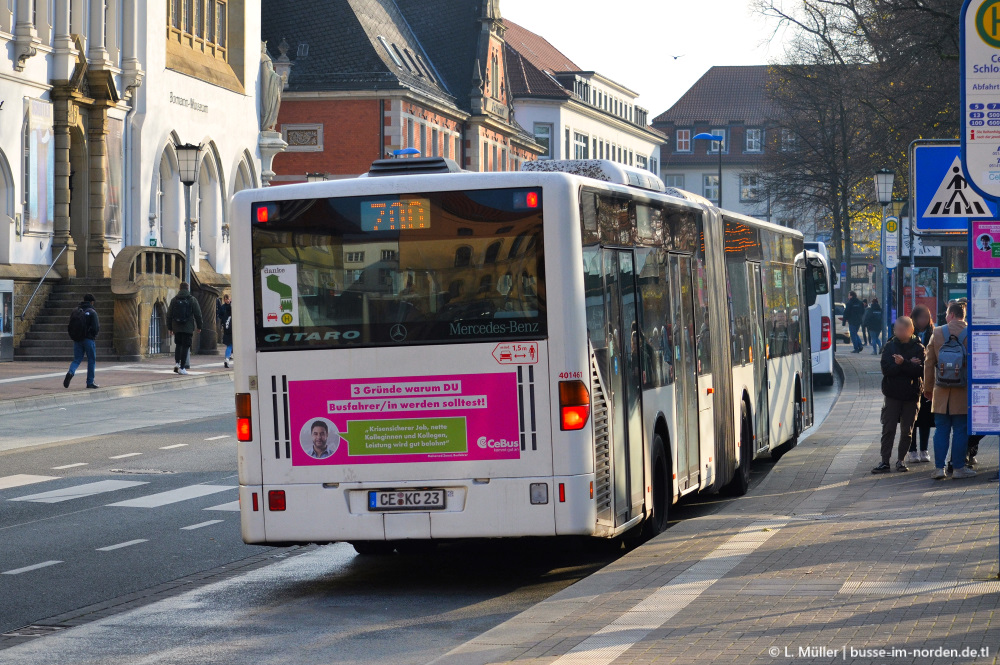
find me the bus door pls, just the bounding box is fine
[604,248,645,525]
[747,263,769,454]
[668,253,700,491]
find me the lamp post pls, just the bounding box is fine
[694,132,724,208]
[874,167,895,344]
[175,142,204,286]
[305,172,327,183]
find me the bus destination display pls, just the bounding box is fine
[361,198,431,232]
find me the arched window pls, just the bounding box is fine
[478,275,492,293]
[507,232,526,259]
[454,246,472,268]
[484,241,501,264]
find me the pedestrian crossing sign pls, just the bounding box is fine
[913,144,997,232]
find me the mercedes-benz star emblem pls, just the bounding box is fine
[390,324,408,342]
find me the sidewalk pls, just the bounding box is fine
[436,352,1000,665]
[0,355,233,415]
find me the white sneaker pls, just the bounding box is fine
[918,451,931,463]
[178,368,189,375]
[953,467,977,479]
[904,451,920,464]
[931,468,947,480]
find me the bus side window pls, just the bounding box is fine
[583,247,606,350]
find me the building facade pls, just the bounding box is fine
[503,20,663,172]
[261,0,543,183]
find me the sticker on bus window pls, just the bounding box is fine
[288,373,521,465]
[261,265,299,327]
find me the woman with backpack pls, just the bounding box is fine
[905,305,935,464]
[864,297,884,355]
[923,302,973,479]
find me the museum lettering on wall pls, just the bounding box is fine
[168,92,209,113]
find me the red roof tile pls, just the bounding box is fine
[502,19,580,74]
[653,65,778,126]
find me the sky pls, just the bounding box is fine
[501,0,791,119]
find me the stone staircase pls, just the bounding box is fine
[15,279,117,362]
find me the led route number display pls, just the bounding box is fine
[361,198,431,231]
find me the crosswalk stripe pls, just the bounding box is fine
[159,444,188,450]
[204,435,230,441]
[51,463,88,470]
[204,500,240,512]
[109,452,143,459]
[107,484,235,508]
[96,539,148,551]
[0,475,59,490]
[2,560,62,575]
[181,520,224,530]
[9,480,148,504]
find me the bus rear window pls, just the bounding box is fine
[251,188,545,350]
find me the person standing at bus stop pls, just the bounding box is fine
[219,293,233,369]
[906,305,935,464]
[167,282,203,376]
[872,316,923,474]
[864,297,884,355]
[842,291,865,353]
[923,302,972,479]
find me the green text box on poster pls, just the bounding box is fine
[345,418,467,456]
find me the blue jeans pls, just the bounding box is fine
[225,344,233,359]
[849,324,862,351]
[69,339,96,386]
[934,413,969,470]
[869,328,882,354]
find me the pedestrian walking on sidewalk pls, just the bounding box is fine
[63,294,101,389]
[923,302,973,479]
[906,305,935,464]
[219,293,233,369]
[167,282,203,376]
[864,297,884,355]
[843,291,865,353]
[862,299,870,346]
[872,316,924,474]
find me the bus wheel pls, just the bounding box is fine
[351,541,395,556]
[395,540,437,556]
[642,434,670,538]
[725,403,752,496]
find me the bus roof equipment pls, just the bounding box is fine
[522,159,666,193]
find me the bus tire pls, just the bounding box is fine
[351,541,395,556]
[814,372,834,387]
[642,433,670,538]
[724,403,752,496]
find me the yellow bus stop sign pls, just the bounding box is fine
[976,0,1000,47]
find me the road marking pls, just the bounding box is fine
[204,500,240,512]
[109,452,143,459]
[0,475,58,490]
[2,560,62,575]
[550,518,787,665]
[9,480,148,504]
[96,539,148,552]
[204,435,230,441]
[181,520,224,530]
[107,484,235,508]
[159,444,188,450]
[51,463,88,470]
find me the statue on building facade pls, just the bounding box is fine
[259,42,286,132]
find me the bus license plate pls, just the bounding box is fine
[368,489,446,511]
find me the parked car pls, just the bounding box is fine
[834,302,850,343]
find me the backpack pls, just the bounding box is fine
[172,296,193,325]
[68,307,88,342]
[935,327,968,388]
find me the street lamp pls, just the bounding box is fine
[694,132,724,208]
[305,172,327,182]
[873,167,895,345]
[175,142,204,285]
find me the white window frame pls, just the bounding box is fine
[702,174,719,203]
[745,128,763,153]
[780,128,797,152]
[573,132,589,160]
[740,174,761,202]
[675,129,691,153]
[663,174,685,189]
[709,128,727,154]
[533,122,553,159]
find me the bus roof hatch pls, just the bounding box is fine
[521,159,665,193]
[367,157,463,177]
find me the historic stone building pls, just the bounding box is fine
[261,0,544,183]
[1,0,268,359]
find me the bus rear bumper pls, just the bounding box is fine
[239,475,597,544]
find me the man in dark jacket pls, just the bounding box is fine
[842,291,865,353]
[63,294,100,389]
[873,316,925,474]
[864,296,884,355]
[167,282,203,375]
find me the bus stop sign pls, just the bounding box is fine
[961,0,1000,199]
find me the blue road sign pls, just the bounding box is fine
[913,143,997,232]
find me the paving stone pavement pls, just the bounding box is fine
[433,353,1000,665]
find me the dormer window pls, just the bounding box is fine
[378,36,404,68]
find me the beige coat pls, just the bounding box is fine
[922,319,968,415]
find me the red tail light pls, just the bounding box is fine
[559,380,590,431]
[558,483,566,502]
[236,393,252,442]
[268,490,286,511]
[526,191,539,208]
[251,492,259,511]
[821,316,832,351]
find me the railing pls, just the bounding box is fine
[18,244,68,321]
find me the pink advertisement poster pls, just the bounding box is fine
[288,373,521,466]
[972,221,1000,270]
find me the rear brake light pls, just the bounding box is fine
[253,203,278,223]
[526,191,539,208]
[559,380,590,431]
[251,492,259,511]
[558,483,566,502]
[821,316,832,351]
[268,490,286,511]
[236,393,252,442]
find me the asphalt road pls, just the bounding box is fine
[0,376,841,664]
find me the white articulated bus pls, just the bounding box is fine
[803,242,834,386]
[229,158,812,553]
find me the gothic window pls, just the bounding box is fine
[167,0,227,61]
[490,54,499,99]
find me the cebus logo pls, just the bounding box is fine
[477,436,488,449]
[477,436,519,450]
